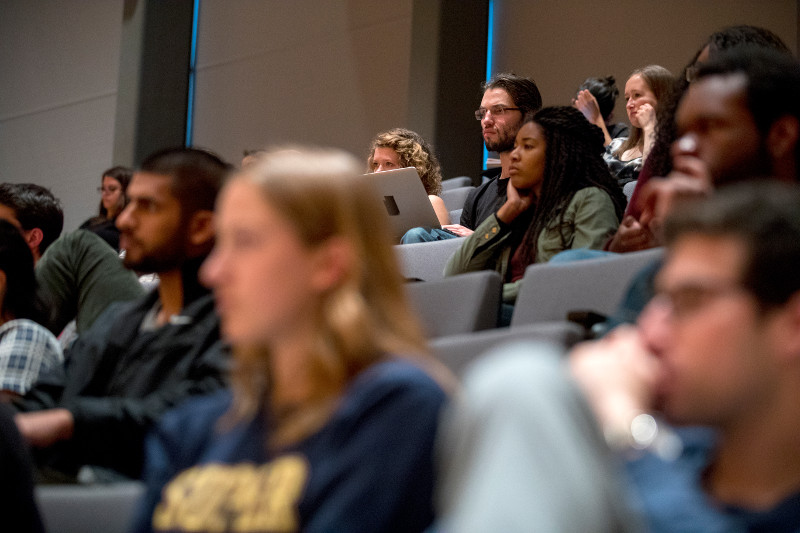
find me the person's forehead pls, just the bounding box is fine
[0,204,22,229]
[128,171,176,199]
[659,234,746,287]
[373,146,399,159]
[677,73,750,124]
[481,88,514,107]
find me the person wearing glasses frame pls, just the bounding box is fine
[79,166,132,251]
[401,73,542,243]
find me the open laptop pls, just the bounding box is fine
[367,167,448,240]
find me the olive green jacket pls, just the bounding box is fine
[444,187,620,303]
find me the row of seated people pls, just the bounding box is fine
[0,25,799,533]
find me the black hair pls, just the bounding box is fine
[483,73,543,117]
[139,147,232,221]
[647,25,791,178]
[0,219,39,322]
[0,183,63,255]
[578,76,619,121]
[664,181,800,310]
[515,106,626,266]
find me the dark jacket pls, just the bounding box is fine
[14,288,228,479]
[459,167,505,230]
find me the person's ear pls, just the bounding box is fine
[187,210,215,247]
[309,237,355,292]
[767,115,800,162]
[771,291,800,363]
[23,228,43,257]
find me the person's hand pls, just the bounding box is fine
[569,325,661,433]
[442,224,474,237]
[607,215,658,253]
[15,409,74,448]
[636,103,657,133]
[573,90,602,124]
[496,180,535,224]
[639,171,712,237]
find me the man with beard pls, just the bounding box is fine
[638,46,800,236]
[403,73,542,241]
[13,148,231,481]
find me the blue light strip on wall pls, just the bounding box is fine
[185,0,200,147]
[483,0,494,168]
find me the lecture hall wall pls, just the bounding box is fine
[1,0,796,230]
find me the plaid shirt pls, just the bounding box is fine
[0,319,63,394]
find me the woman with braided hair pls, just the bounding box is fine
[445,106,625,304]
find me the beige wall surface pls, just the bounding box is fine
[0,1,124,231]
[493,0,797,127]
[191,0,415,165]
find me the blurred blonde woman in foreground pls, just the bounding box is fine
[132,147,451,533]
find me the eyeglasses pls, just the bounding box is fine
[652,280,748,319]
[474,105,521,121]
[97,186,120,194]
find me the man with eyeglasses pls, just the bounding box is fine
[570,181,800,531]
[402,73,542,242]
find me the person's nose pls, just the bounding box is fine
[115,204,133,231]
[638,297,672,357]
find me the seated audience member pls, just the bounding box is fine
[602,66,673,187]
[12,147,231,481]
[0,403,45,533]
[573,75,629,146]
[0,183,63,263]
[367,128,451,232]
[79,166,132,251]
[0,220,62,398]
[610,25,791,253]
[0,182,142,336]
[605,46,800,326]
[131,148,451,533]
[436,343,642,533]
[403,73,543,242]
[35,229,144,336]
[571,182,800,532]
[445,106,625,304]
[640,46,800,229]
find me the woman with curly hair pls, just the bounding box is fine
[132,147,452,533]
[445,106,626,304]
[367,128,450,226]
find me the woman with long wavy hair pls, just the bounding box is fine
[602,65,674,187]
[132,147,452,533]
[445,106,626,305]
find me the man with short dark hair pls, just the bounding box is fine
[640,46,800,231]
[14,147,232,480]
[402,73,542,242]
[572,181,800,531]
[0,183,63,262]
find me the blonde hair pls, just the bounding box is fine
[367,128,444,195]
[227,147,444,447]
